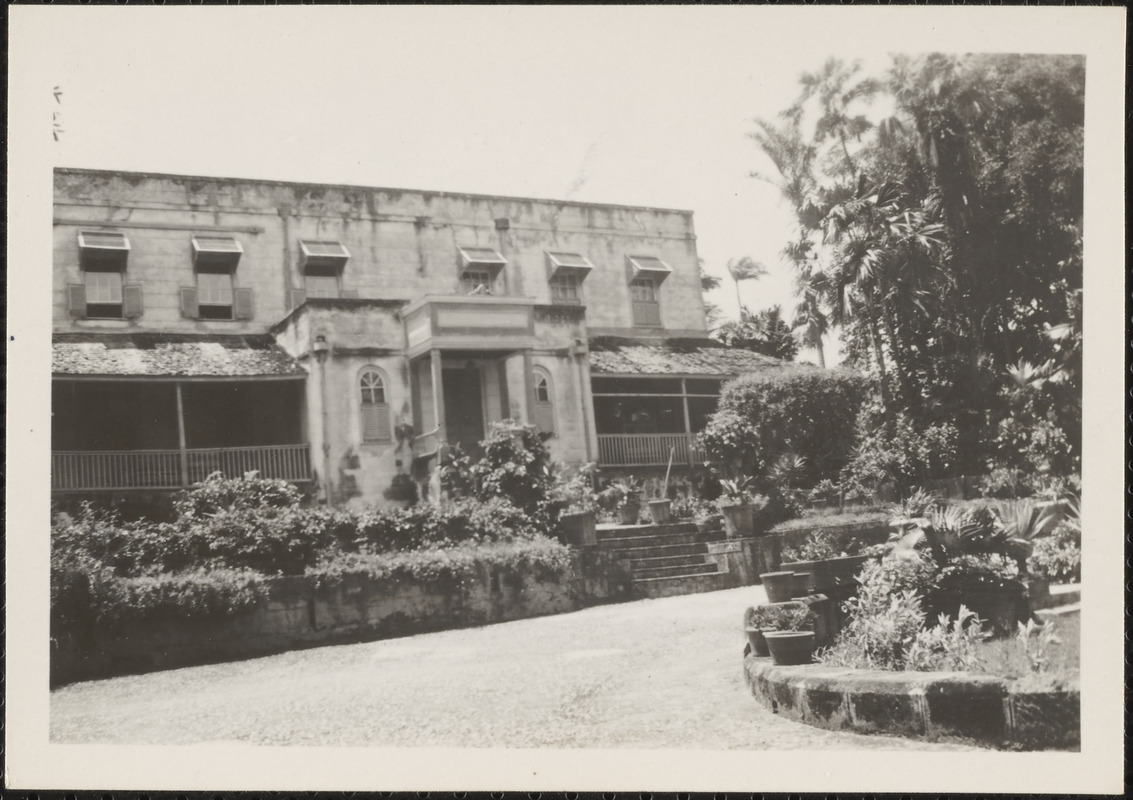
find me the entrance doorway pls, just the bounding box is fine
[443,366,485,448]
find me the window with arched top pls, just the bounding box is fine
[533,368,555,436]
[360,367,392,443]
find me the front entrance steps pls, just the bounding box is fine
[596,521,734,599]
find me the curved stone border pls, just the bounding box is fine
[744,654,1079,749]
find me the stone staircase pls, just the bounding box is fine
[595,521,733,599]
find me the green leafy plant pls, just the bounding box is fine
[1027,522,1081,583]
[1015,617,1062,675]
[747,603,815,632]
[780,529,864,562]
[716,476,758,507]
[599,476,643,511]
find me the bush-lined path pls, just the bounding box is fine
[51,586,974,749]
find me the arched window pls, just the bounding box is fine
[533,368,555,436]
[360,367,392,443]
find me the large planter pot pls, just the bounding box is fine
[760,571,798,603]
[720,503,754,538]
[780,560,827,595]
[763,631,816,665]
[560,510,597,547]
[618,502,641,525]
[647,499,672,525]
[930,582,1026,638]
[827,554,870,587]
[791,572,812,599]
[744,627,770,657]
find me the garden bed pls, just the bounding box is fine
[743,653,1079,749]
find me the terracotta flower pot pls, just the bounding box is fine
[827,554,869,586]
[720,503,754,538]
[791,572,812,598]
[618,502,641,525]
[647,499,672,525]
[760,571,798,603]
[560,510,597,547]
[763,630,816,665]
[744,627,770,657]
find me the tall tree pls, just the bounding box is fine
[713,305,799,361]
[726,256,769,312]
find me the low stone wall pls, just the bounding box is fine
[744,654,1079,749]
[51,548,633,686]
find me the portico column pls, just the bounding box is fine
[522,349,536,426]
[430,349,446,445]
[175,381,189,487]
[680,378,695,466]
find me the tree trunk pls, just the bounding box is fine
[866,311,891,410]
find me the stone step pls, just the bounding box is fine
[599,530,726,549]
[626,553,711,572]
[610,541,712,560]
[595,521,700,540]
[632,562,719,580]
[631,570,734,599]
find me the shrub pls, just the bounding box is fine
[441,420,555,523]
[355,497,540,553]
[92,568,268,625]
[840,408,960,500]
[307,536,572,591]
[780,530,866,562]
[1028,522,1081,583]
[174,471,304,519]
[978,466,1036,499]
[698,368,870,491]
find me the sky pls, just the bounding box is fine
[34,7,911,366]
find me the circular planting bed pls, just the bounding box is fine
[743,646,1079,750]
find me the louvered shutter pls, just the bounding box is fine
[67,284,86,317]
[534,402,555,435]
[288,288,307,310]
[123,283,144,319]
[180,287,199,319]
[340,289,359,299]
[233,287,255,320]
[362,403,392,442]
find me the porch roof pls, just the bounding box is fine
[52,333,306,378]
[587,336,791,377]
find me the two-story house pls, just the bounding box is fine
[51,168,790,507]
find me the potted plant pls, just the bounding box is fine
[780,530,870,595]
[601,477,643,525]
[553,464,599,547]
[758,603,817,665]
[716,476,758,538]
[743,606,774,657]
[759,570,798,603]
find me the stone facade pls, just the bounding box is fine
[54,167,756,507]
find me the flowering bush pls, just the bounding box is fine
[840,409,960,500]
[1028,522,1081,583]
[780,530,867,562]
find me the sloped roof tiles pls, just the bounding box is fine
[52,334,306,378]
[587,337,795,376]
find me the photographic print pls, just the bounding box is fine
[6,5,1126,795]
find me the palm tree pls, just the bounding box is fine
[726,256,769,313]
[791,272,829,368]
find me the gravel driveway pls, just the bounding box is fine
[51,586,974,750]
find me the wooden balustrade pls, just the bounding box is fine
[51,444,312,491]
[597,433,703,467]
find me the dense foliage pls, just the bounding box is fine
[713,305,799,361]
[699,367,869,491]
[52,472,571,631]
[751,54,1083,483]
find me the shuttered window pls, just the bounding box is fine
[305,273,339,299]
[462,268,493,295]
[630,277,661,327]
[360,368,392,443]
[197,272,234,319]
[533,369,555,436]
[83,270,124,318]
[550,273,582,304]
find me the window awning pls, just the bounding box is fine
[192,234,243,270]
[52,334,306,379]
[545,251,594,279]
[78,230,130,269]
[299,240,350,271]
[78,230,130,253]
[458,246,508,275]
[625,255,673,283]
